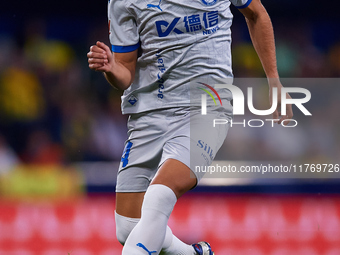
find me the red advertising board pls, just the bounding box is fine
[0,194,340,254]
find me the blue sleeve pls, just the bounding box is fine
[112,42,140,53]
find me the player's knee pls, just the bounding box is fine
[115,211,140,245]
[179,181,197,196]
[166,178,197,198]
[116,228,129,246]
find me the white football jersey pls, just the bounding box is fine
[108,0,252,114]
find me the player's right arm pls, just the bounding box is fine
[87,41,137,90]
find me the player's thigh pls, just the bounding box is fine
[115,112,165,218]
[115,168,151,218]
[150,106,231,198]
[116,192,145,218]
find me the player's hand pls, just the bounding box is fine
[87,41,113,73]
[269,79,294,126]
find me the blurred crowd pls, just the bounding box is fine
[0,19,128,172]
[0,15,339,172]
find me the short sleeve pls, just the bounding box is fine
[230,0,252,9]
[108,0,140,53]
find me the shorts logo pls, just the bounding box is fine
[128,95,138,105]
[197,140,214,162]
[121,141,133,168]
[201,0,218,6]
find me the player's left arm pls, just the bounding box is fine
[238,0,293,124]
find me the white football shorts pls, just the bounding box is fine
[116,104,232,193]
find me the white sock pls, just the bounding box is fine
[115,212,140,245]
[115,214,194,254]
[115,199,195,255]
[122,184,177,255]
[161,226,196,255]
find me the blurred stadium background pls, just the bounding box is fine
[0,0,339,254]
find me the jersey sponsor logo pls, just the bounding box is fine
[147,0,163,11]
[156,18,183,37]
[128,95,138,105]
[155,50,167,99]
[201,0,218,6]
[136,243,157,255]
[155,11,219,38]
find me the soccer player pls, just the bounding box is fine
[87,0,293,254]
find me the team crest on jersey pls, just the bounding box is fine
[128,95,138,105]
[201,0,218,6]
